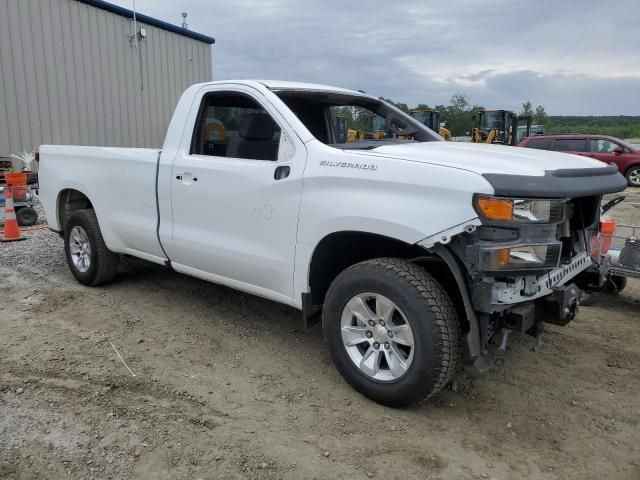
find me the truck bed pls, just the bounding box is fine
[38,145,166,262]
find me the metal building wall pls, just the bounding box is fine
[0,0,213,157]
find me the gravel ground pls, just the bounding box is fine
[0,191,639,480]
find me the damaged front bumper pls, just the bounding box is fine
[469,252,591,370]
[474,251,591,310]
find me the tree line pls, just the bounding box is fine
[380,93,640,139]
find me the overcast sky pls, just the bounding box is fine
[110,0,639,115]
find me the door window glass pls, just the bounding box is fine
[553,139,587,152]
[192,93,281,161]
[525,138,553,150]
[590,139,618,153]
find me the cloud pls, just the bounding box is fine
[109,0,640,114]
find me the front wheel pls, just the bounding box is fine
[626,165,640,187]
[323,258,461,407]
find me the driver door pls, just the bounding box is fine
[589,138,625,168]
[165,86,306,301]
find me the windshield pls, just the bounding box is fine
[616,138,638,151]
[410,110,438,131]
[274,90,440,149]
[480,111,503,130]
[410,111,430,125]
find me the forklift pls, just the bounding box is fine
[409,109,452,140]
[472,110,531,145]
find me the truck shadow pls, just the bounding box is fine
[115,254,326,342]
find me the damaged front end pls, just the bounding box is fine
[426,194,602,370]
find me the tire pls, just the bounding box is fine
[579,290,597,306]
[604,275,627,294]
[64,209,120,286]
[15,206,38,227]
[322,257,461,407]
[626,165,640,187]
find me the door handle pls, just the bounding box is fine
[176,172,198,183]
[274,165,290,180]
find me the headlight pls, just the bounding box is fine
[475,196,565,223]
[479,244,561,271]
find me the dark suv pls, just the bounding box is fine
[519,134,640,187]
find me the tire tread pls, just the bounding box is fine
[65,209,119,286]
[323,257,461,406]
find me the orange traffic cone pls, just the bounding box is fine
[1,187,25,242]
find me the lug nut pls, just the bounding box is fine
[384,342,390,350]
[387,330,393,337]
[380,320,385,326]
[373,342,380,349]
[366,331,373,338]
[368,320,375,327]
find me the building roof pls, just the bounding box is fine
[77,0,215,44]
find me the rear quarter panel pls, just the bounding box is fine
[38,145,165,261]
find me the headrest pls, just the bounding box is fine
[239,113,275,141]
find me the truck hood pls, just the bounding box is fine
[358,141,605,177]
[353,141,627,198]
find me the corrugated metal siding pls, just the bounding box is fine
[0,0,213,157]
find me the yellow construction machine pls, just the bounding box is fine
[346,116,386,142]
[472,110,531,145]
[409,109,452,140]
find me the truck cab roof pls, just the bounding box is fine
[193,79,369,97]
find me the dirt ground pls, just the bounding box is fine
[1,191,639,480]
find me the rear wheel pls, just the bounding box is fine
[323,258,460,407]
[64,209,120,286]
[626,166,640,187]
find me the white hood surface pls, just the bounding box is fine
[360,142,606,176]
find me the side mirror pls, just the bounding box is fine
[613,146,624,154]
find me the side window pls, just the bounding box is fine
[553,139,587,152]
[525,138,553,150]
[590,139,619,153]
[192,92,281,161]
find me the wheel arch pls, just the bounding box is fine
[305,230,474,344]
[57,188,94,233]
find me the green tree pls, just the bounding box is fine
[534,105,548,125]
[378,97,410,113]
[433,104,447,114]
[449,92,470,113]
[442,93,481,136]
[520,101,534,117]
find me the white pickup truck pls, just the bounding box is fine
[39,80,626,406]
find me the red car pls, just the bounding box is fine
[519,134,640,187]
